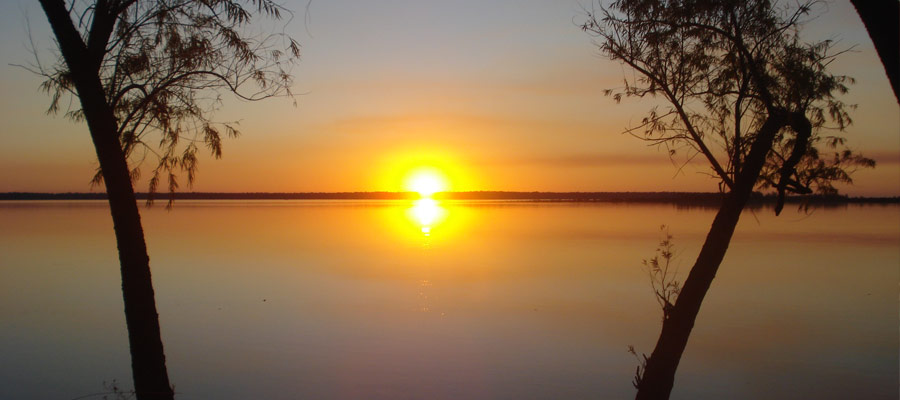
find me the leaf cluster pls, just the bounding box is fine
[28,0,300,205]
[628,224,681,389]
[582,0,873,199]
[641,224,681,321]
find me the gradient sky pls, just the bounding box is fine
[0,0,897,195]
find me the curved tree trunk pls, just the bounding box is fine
[39,1,174,398]
[850,0,900,104]
[635,112,789,399]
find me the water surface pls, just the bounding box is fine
[1,200,897,399]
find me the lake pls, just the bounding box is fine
[1,200,897,399]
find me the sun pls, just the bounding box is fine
[405,167,449,198]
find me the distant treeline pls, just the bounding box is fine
[2,191,898,205]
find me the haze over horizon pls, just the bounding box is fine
[1,0,897,196]
[2,2,899,398]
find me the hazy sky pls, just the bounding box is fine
[0,0,897,195]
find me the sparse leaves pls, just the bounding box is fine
[627,344,649,389]
[626,225,681,389]
[641,225,681,320]
[34,0,301,206]
[582,0,873,202]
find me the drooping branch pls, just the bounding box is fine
[583,0,869,202]
[584,3,874,399]
[33,0,301,204]
[601,38,736,189]
[774,112,813,215]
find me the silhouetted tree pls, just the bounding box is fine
[32,1,299,398]
[582,1,873,398]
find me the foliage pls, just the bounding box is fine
[583,3,877,396]
[581,0,873,205]
[627,344,648,389]
[25,0,300,204]
[629,225,680,389]
[641,225,680,320]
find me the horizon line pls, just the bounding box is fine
[2,191,897,203]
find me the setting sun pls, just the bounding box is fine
[3,0,899,398]
[405,167,449,198]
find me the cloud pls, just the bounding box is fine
[861,151,900,165]
[480,152,688,167]
[490,150,900,169]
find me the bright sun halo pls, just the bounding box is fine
[405,167,448,198]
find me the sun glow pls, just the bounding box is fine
[408,198,447,236]
[405,167,449,198]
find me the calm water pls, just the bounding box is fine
[1,200,897,399]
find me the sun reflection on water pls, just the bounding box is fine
[408,199,447,237]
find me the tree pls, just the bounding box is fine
[582,1,873,398]
[849,0,899,103]
[31,1,299,398]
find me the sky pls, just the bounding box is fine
[0,0,897,195]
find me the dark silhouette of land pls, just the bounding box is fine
[2,191,896,205]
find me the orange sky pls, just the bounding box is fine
[0,0,897,195]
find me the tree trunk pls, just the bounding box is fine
[94,108,175,400]
[634,189,750,399]
[635,112,788,399]
[850,0,900,104]
[38,1,174,398]
[95,118,174,400]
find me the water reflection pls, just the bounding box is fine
[1,201,898,399]
[407,201,445,314]
[407,199,447,237]
[418,279,432,312]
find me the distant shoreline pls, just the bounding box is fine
[1,191,897,205]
